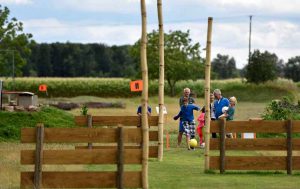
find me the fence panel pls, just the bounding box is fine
[209,120,300,174]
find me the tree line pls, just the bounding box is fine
[22,43,136,78]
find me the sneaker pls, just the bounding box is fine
[191,147,195,150]
[200,143,205,148]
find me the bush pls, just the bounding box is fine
[262,97,300,120]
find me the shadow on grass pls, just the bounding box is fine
[204,169,300,175]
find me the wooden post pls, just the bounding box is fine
[0,80,3,111]
[117,126,124,189]
[204,17,213,171]
[157,0,165,162]
[34,123,44,189]
[87,114,93,149]
[140,0,149,188]
[220,119,226,174]
[287,120,293,175]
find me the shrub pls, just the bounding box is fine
[262,97,300,120]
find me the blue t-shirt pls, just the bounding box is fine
[137,106,151,114]
[214,97,230,119]
[175,104,200,122]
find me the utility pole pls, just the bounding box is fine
[248,15,252,65]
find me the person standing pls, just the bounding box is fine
[177,88,195,147]
[174,97,200,150]
[213,89,229,120]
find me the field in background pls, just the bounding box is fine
[60,96,266,133]
[1,77,298,101]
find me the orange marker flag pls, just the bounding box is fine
[130,80,143,92]
[39,84,47,92]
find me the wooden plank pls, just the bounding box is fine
[21,128,142,143]
[75,116,159,126]
[21,171,142,188]
[87,115,93,149]
[149,130,158,141]
[34,124,44,189]
[21,149,142,164]
[75,145,158,158]
[117,127,124,189]
[210,156,300,170]
[219,119,226,174]
[287,120,293,175]
[210,138,300,151]
[210,120,300,133]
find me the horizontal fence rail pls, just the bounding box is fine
[21,127,158,143]
[209,119,300,174]
[75,115,159,127]
[210,120,300,133]
[21,172,142,188]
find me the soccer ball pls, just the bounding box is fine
[189,139,198,148]
[222,106,229,113]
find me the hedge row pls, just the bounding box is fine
[0,78,297,101]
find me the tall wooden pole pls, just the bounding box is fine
[248,15,252,65]
[157,0,165,162]
[140,0,149,188]
[204,17,213,171]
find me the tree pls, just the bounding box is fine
[245,50,278,84]
[0,5,34,76]
[284,56,300,82]
[130,30,205,96]
[211,54,238,79]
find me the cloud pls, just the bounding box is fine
[185,0,300,15]
[52,0,154,13]
[0,0,33,5]
[22,18,300,68]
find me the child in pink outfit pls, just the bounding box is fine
[197,107,205,146]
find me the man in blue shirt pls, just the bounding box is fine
[213,89,229,119]
[137,105,151,116]
[174,97,200,150]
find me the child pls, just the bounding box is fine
[197,107,205,148]
[173,97,200,150]
[219,96,237,138]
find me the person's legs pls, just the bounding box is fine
[177,120,184,147]
[183,121,191,149]
[177,132,183,147]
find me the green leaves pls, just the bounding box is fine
[0,5,34,77]
[245,50,279,84]
[262,97,300,120]
[130,30,205,96]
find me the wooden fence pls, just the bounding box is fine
[20,124,145,188]
[75,115,159,158]
[209,119,300,174]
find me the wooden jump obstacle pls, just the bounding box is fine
[20,123,146,188]
[209,119,300,174]
[74,115,159,158]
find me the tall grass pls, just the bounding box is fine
[1,77,298,101]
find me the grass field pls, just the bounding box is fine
[1,96,300,188]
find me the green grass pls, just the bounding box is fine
[149,148,300,189]
[0,106,75,141]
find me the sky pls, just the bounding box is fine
[1,0,300,68]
